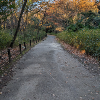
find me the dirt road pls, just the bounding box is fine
[0,35,100,100]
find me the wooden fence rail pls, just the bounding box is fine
[0,34,47,67]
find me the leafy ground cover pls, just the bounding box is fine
[57,28,100,59]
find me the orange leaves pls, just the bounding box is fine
[54,23,59,25]
[46,25,52,28]
[51,7,55,10]
[77,0,97,12]
[55,26,64,32]
[80,50,85,55]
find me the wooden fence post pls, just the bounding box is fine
[24,42,26,49]
[8,48,11,63]
[30,40,31,46]
[19,44,21,54]
[33,38,34,44]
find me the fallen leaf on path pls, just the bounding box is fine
[0,92,2,95]
[91,92,93,94]
[92,97,94,100]
[57,38,99,65]
[66,81,68,83]
[80,97,82,100]
[96,91,99,93]
[53,94,55,96]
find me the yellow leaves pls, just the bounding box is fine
[87,17,89,19]
[46,25,51,28]
[55,27,64,32]
[39,23,42,26]
[1,25,4,29]
[47,0,97,24]
[28,21,31,24]
[77,0,96,12]
[80,50,85,54]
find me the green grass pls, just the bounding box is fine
[57,28,100,57]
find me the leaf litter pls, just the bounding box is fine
[56,38,100,75]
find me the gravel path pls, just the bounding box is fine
[0,35,100,100]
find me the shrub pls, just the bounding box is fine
[67,23,84,32]
[0,31,12,49]
[57,28,100,57]
[81,10,97,29]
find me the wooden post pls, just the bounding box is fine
[39,37,40,41]
[19,44,21,54]
[30,40,31,46]
[42,36,43,40]
[8,48,11,63]
[24,42,26,49]
[33,38,34,44]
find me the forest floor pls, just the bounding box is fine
[0,35,100,100]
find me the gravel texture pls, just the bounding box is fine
[0,35,100,100]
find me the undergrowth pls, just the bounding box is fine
[0,28,46,50]
[57,28,100,58]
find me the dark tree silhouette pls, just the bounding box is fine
[10,0,27,48]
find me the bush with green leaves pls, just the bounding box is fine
[93,16,100,27]
[67,22,84,32]
[0,31,12,49]
[81,10,97,29]
[57,28,100,58]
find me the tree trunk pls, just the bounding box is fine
[26,6,28,25]
[0,19,1,30]
[4,20,6,29]
[10,0,27,48]
[11,13,14,29]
